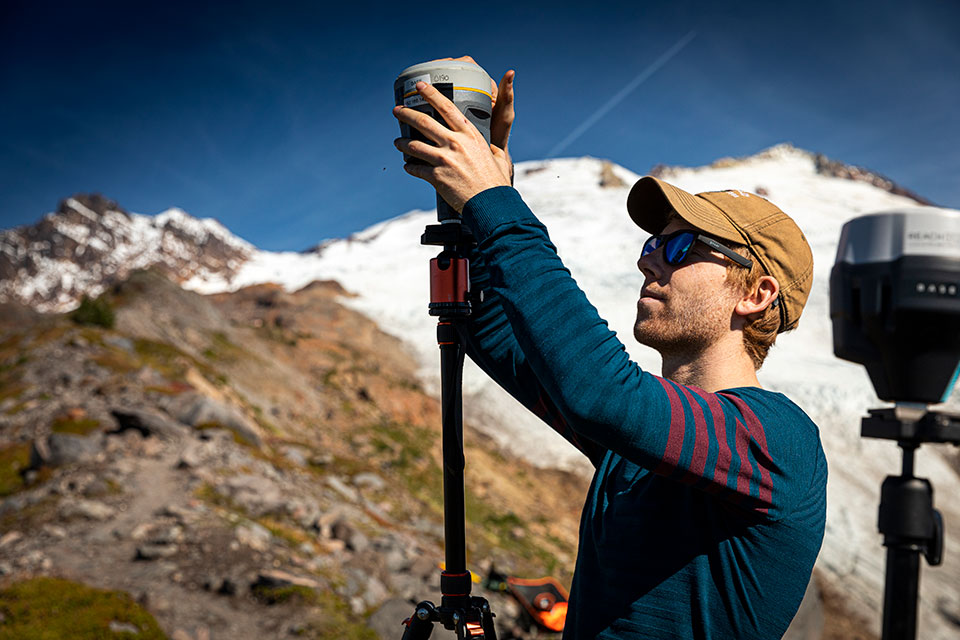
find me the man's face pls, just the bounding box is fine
[633,219,741,357]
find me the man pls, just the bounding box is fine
[393,64,827,639]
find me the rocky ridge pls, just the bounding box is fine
[0,194,252,312]
[651,143,933,205]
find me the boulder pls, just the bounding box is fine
[327,476,359,502]
[135,544,178,560]
[331,519,370,554]
[0,531,22,549]
[362,575,389,609]
[235,522,273,551]
[217,474,285,517]
[353,472,386,492]
[281,446,308,467]
[28,438,50,469]
[108,622,140,635]
[253,569,321,590]
[368,599,419,640]
[164,393,263,447]
[111,407,190,440]
[59,498,116,521]
[44,432,104,467]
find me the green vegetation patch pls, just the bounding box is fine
[133,338,192,379]
[77,327,107,346]
[92,350,140,374]
[0,383,27,404]
[291,590,378,640]
[0,355,28,378]
[369,421,443,514]
[193,482,250,517]
[202,331,248,363]
[0,493,56,533]
[71,295,116,329]
[368,420,564,576]
[144,382,194,395]
[257,323,299,347]
[0,576,165,639]
[249,404,280,435]
[51,416,101,436]
[256,516,313,548]
[91,335,228,389]
[251,583,317,606]
[463,485,562,575]
[0,442,31,498]
[0,333,24,356]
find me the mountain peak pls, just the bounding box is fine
[0,197,253,312]
[57,193,130,221]
[651,143,931,205]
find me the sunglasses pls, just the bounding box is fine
[641,230,753,269]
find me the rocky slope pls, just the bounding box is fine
[0,270,591,639]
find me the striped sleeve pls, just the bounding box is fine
[462,186,807,520]
[650,379,779,515]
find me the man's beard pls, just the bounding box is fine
[633,291,734,359]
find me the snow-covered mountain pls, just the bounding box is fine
[0,193,252,311]
[3,144,959,637]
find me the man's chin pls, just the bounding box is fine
[633,321,662,349]
[634,318,686,353]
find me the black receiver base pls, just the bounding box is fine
[861,406,959,640]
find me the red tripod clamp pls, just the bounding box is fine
[422,223,478,318]
[430,253,470,316]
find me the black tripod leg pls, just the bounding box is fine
[480,600,498,640]
[401,602,437,640]
[882,547,920,640]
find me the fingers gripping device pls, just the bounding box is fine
[394,60,494,221]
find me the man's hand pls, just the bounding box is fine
[393,82,512,212]
[432,56,516,157]
[393,59,515,211]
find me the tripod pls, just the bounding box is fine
[861,405,960,640]
[400,207,497,639]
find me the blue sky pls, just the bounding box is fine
[1,0,957,251]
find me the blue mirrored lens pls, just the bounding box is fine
[664,232,696,264]
[641,235,661,257]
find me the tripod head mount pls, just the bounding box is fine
[861,404,960,446]
[422,222,481,318]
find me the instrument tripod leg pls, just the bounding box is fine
[401,601,437,640]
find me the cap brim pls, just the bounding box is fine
[627,177,744,243]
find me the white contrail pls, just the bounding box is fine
[546,30,698,159]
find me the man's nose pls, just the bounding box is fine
[637,249,662,279]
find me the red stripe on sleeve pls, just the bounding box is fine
[689,386,731,490]
[654,377,685,476]
[732,417,755,498]
[721,393,774,510]
[677,385,710,478]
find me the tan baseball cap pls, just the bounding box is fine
[627,176,813,332]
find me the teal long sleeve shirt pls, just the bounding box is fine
[457,186,827,639]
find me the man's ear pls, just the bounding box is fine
[735,275,780,318]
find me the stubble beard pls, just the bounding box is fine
[633,291,733,360]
